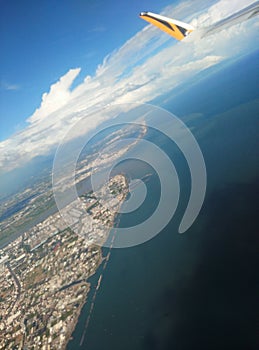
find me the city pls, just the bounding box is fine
[0,174,128,349]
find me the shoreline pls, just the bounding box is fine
[66,176,128,349]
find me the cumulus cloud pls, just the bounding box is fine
[27,68,81,124]
[0,0,258,172]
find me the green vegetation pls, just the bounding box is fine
[61,309,73,321]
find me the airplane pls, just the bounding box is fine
[139,1,259,41]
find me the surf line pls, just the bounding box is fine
[79,221,119,347]
[79,173,152,345]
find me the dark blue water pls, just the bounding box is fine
[68,51,258,350]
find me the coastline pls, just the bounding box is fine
[0,123,148,348]
[66,176,128,349]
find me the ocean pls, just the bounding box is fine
[68,50,258,350]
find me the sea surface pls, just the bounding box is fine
[69,50,258,350]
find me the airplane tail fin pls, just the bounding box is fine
[139,12,194,41]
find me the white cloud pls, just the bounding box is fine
[199,0,256,25]
[0,0,258,173]
[27,68,81,124]
[1,81,20,91]
[88,26,106,33]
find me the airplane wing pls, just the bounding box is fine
[140,2,259,41]
[203,1,259,38]
[139,12,194,41]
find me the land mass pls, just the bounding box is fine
[0,174,128,350]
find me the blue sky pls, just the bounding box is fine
[0,0,175,140]
[0,0,258,174]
